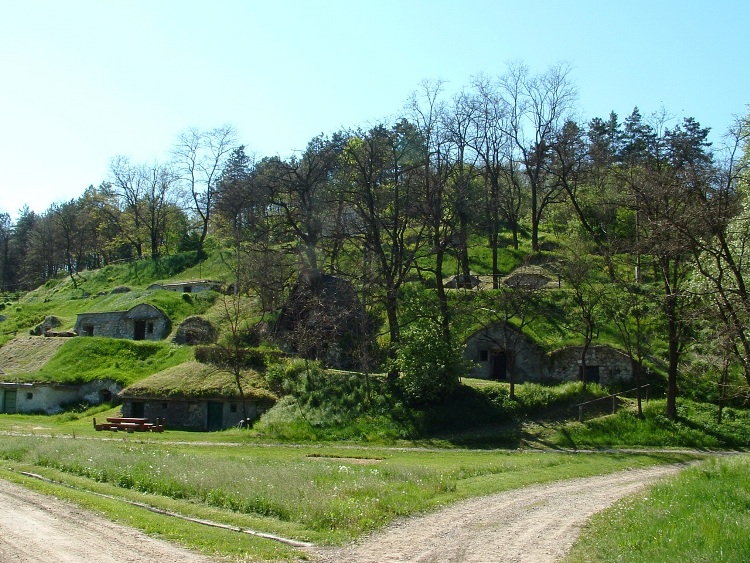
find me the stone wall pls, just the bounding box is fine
[75,311,124,338]
[464,324,544,380]
[0,379,120,414]
[544,345,633,385]
[122,397,260,431]
[75,305,169,340]
[464,324,634,385]
[157,281,222,294]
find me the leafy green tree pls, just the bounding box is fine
[7,206,37,290]
[603,263,658,417]
[620,114,713,419]
[674,115,750,401]
[394,316,468,404]
[0,212,12,292]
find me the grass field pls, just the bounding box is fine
[566,454,750,563]
[1,244,748,560]
[0,426,698,560]
[1,396,746,561]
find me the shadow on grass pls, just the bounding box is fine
[418,385,524,449]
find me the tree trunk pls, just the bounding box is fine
[632,357,643,418]
[385,289,400,381]
[531,182,540,252]
[579,338,591,389]
[665,297,679,420]
[434,244,451,341]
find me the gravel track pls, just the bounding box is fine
[0,464,684,562]
[310,464,684,563]
[0,479,216,563]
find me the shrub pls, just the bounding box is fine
[264,358,322,396]
[172,316,217,345]
[194,345,276,369]
[394,317,470,405]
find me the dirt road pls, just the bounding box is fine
[0,464,683,563]
[311,464,683,563]
[0,479,216,563]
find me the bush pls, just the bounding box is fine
[264,358,322,396]
[172,316,217,345]
[394,317,470,405]
[194,345,279,370]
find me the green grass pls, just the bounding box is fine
[0,251,222,347]
[552,399,750,450]
[566,454,750,563]
[0,432,697,547]
[253,371,613,446]
[124,360,277,401]
[11,338,193,385]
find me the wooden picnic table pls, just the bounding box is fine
[93,417,165,433]
[106,417,149,424]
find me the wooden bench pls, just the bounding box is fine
[93,417,165,433]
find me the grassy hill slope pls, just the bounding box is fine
[0,336,68,375]
[0,251,231,384]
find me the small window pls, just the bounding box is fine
[479,350,489,362]
[83,325,94,337]
[229,404,237,413]
[162,402,168,409]
[183,286,192,293]
[26,392,33,400]
[147,322,154,334]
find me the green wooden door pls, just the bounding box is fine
[2,390,17,413]
[206,402,223,431]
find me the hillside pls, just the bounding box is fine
[0,336,68,375]
[0,252,231,385]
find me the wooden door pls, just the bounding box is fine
[491,352,507,380]
[2,389,17,413]
[207,402,223,431]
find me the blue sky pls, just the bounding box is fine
[1,0,748,219]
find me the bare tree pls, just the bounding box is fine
[340,121,426,378]
[556,238,609,388]
[109,156,177,259]
[476,281,543,399]
[264,134,343,272]
[172,125,237,259]
[500,61,577,251]
[108,155,147,258]
[468,75,523,283]
[406,81,484,342]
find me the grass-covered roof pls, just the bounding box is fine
[121,361,277,402]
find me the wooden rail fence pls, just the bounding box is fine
[574,384,650,422]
